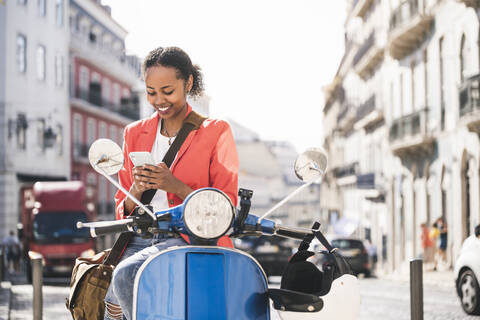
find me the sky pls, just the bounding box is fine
[102,0,346,152]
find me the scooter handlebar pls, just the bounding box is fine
[274,225,315,240]
[77,219,134,238]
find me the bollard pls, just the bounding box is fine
[0,246,4,282]
[29,251,43,320]
[410,258,423,320]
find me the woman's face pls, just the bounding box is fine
[145,65,192,119]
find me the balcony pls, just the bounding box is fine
[337,103,356,132]
[389,107,434,157]
[355,95,384,130]
[353,32,385,79]
[458,74,480,132]
[70,32,140,86]
[75,85,140,121]
[389,0,433,60]
[458,0,480,8]
[333,162,358,186]
[351,0,375,19]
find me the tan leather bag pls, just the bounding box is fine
[66,249,113,320]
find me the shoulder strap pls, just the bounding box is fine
[140,110,206,204]
[103,231,133,266]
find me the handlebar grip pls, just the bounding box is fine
[87,224,133,238]
[77,219,133,238]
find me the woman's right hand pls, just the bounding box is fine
[124,166,154,214]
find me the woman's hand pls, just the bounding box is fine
[133,163,193,200]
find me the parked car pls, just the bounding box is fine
[330,238,371,277]
[238,237,293,277]
[454,225,480,316]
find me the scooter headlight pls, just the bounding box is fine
[183,189,234,240]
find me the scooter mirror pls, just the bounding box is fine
[294,147,328,183]
[88,139,124,176]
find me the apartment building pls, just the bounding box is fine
[68,0,142,221]
[0,0,70,237]
[322,0,479,272]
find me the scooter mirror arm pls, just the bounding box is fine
[257,177,320,224]
[94,163,157,221]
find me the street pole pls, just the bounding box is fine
[410,258,423,320]
[29,251,43,320]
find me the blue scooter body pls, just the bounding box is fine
[133,246,271,320]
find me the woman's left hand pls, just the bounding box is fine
[133,163,193,200]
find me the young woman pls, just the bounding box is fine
[104,47,239,320]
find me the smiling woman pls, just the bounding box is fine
[103,46,239,320]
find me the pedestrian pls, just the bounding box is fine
[429,220,440,271]
[420,223,434,269]
[475,224,480,239]
[2,230,21,273]
[103,46,239,320]
[437,217,448,265]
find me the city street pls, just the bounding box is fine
[5,275,476,319]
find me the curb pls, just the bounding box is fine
[0,281,11,320]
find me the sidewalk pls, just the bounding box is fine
[376,262,455,289]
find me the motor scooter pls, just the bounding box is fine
[77,139,360,320]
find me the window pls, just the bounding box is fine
[113,83,120,106]
[55,0,63,27]
[16,34,26,73]
[439,36,445,130]
[102,78,111,105]
[460,34,467,83]
[109,125,116,142]
[36,45,46,81]
[55,55,63,87]
[87,118,96,145]
[56,124,63,155]
[79,66,89,99]
[38,0,46,17]
[16,114,28,150]
[423,49,428,108]
[73,114,82,159]
[37,119,45,152]
[18,0,27,5]
[99,122,107,138]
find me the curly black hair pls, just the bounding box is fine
[142,47,204,97]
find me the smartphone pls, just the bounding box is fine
[129,151,155,167]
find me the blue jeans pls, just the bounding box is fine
[104,234,186,320]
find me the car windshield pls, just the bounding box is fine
[331,239,364,249]
[33,211,90,244]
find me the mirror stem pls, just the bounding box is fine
[258,177,321,223]
[94,164,157,220]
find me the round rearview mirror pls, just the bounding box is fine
[294,147,328,183]
[88,139,124,176]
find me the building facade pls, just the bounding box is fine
[68,0,142,222]
[322,0,480,272]
[0,0,70,238]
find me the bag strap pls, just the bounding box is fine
[140,110,206,204]
[102,111,206,267]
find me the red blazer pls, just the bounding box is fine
[115,105,239,221]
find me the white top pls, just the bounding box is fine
[150,120,176,212]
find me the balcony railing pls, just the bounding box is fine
[459,74,480,132]
[356,95,376,121]
[389,107,434,156]
[389,0,433,60]
[74,87,140,121]
[333,162,358,179]
[357,173,375,189]
[353,32,385,79]
[73,143,89,160]
[353,33,375,67]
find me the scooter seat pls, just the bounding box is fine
[268,288,324,312]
